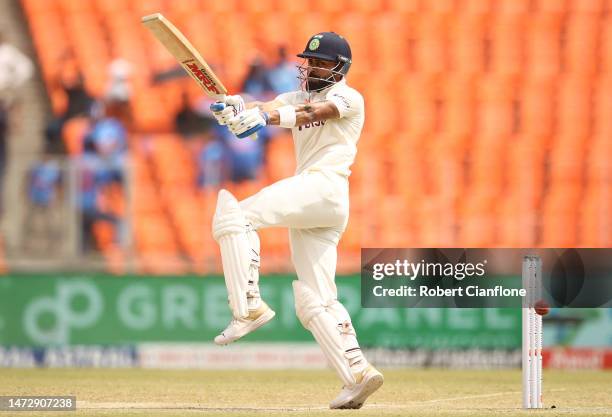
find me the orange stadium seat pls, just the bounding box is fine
[527,13,563,76]
[496,0,531,14]
[379,196,411,246]
[365,89,397,136]
[239,0,274,15]
[564,14,600,75]
[273,0,309,14]
[557,76,593,138]
[586,136,611,182]
[476,75,517,137]
[532,0,568,13]
[251,14,293,52]
[469,144,506,192]
[401,74,439,136]
[347,0,386,14]
[93,0,127,15]
[540,212,580,247]
[549,145,585,184]
[440,75,476,137]
[201,0,238,14]
[449,13,487,74]
[370,13,406,74]
[385,0,421,13]
[414,14,449,74]
[131,185,164,216]
[332,14,369,64]
[520,75,555,138]
[288,13,333,50]
[312,0,346,15]
[168,0,201,16]
[426,0,457,13]
[60,0,94,13]
[131,0,165,17]
[456,0,494,14]
[491,14,525,75]
[458,194,497,247]
[580,187,612,246]
[21,0,57,15]
[568,0,605,12]
[507,138,546,195]
[497,194,539,247]
[131,90,174,132]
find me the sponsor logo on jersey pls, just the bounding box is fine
[298,120,325,131]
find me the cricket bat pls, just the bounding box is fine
[141,13,227,101]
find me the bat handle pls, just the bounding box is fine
[210,96,258,141]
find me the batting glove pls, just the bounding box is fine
[227,108,268,139]
[210,95,245,125]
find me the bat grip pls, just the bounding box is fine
[210,95,258,141]
[210,102,225,112]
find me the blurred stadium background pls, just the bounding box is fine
[0,0,611,387]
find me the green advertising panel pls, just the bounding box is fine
[0,275,521,348]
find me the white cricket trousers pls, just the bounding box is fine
[239,168,349,304]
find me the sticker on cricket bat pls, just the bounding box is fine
[141,13,258,139]
[141,13,227,100]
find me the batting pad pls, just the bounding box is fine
[213,190,250,319]
[293,281,355,386]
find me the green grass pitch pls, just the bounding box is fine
[1,369,611,416]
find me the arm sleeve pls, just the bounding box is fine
[325,88,363,118]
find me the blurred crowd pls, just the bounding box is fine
[23,45,299,253]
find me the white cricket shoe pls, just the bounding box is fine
[214,301,275,345]
[329,365,384,409]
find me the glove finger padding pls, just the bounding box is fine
[225,95,245,113]
[228,109,266,139]
[211,102,238,125]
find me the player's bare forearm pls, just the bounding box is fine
[265,101,340,127]
[246,101,281,112]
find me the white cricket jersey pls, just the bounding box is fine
[274,79,365,176]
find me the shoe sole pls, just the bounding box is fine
[215,309,276,346]
[336,372,384,410]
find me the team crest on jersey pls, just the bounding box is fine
[309,38,320,51]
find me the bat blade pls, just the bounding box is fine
[142,13,227,100]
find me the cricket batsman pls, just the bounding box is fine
[209,32,383,409]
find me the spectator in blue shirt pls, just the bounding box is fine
[241,56,274,101]
[23,149,63,252]
[267,46,300,94]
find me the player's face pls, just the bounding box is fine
[304,58,341,92]
[307,58,337,78]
